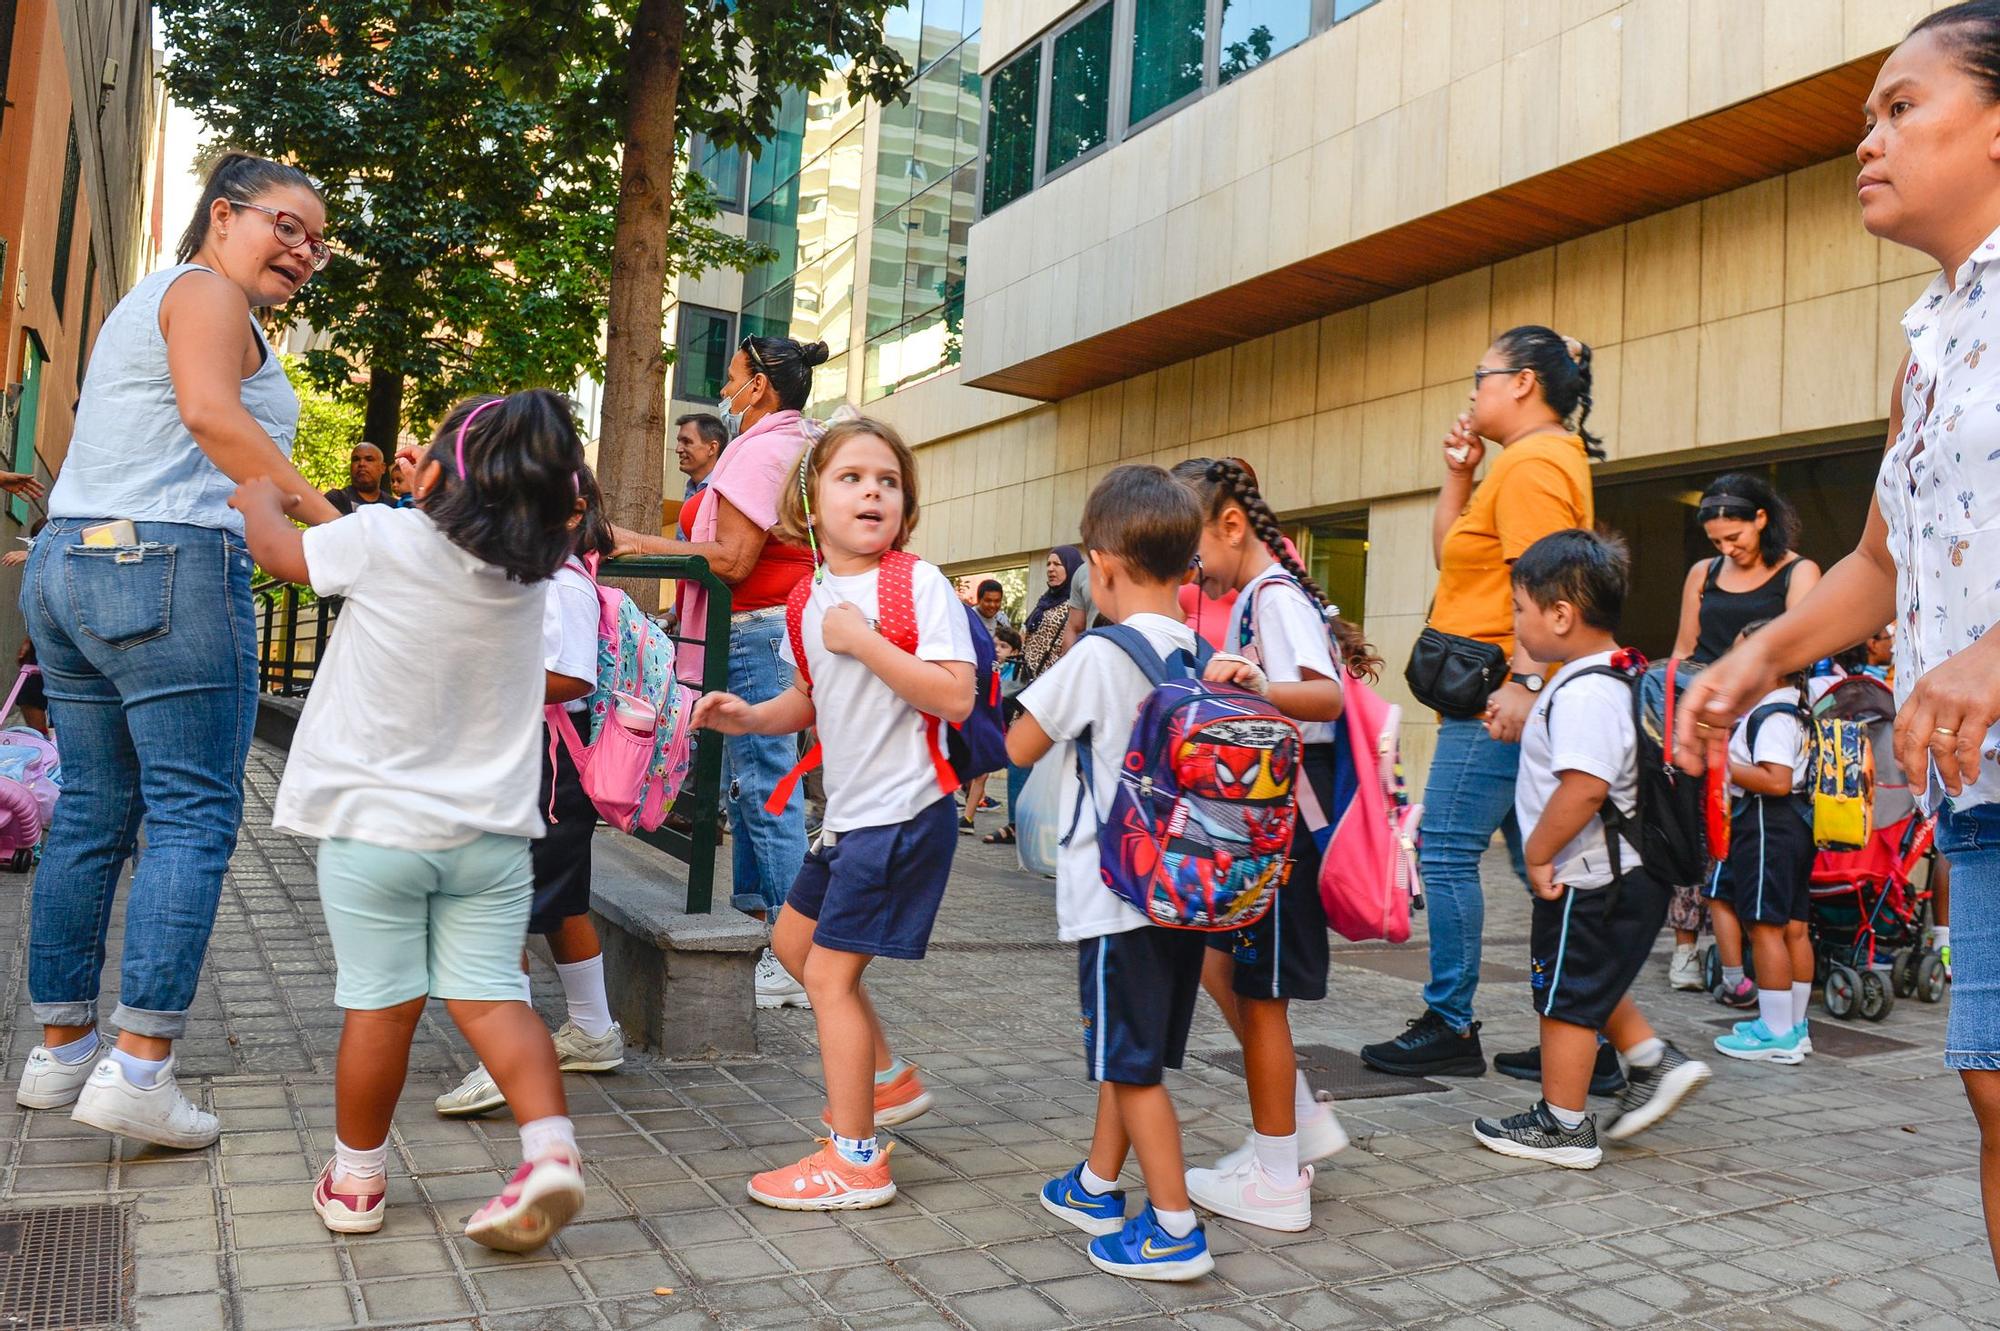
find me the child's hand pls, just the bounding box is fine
[1204,653,1269,696]
[1527,860,1564,901]
[821,602,874,656]
[229,477,297,519]
[392,448,420,497]
[692,692,754,734]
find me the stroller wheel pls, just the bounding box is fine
[1699,943,1721,994]
[6,849,28,873]
[1859,969,1894,1022]
[1917,952,1948,1004]
[1824,965,1859,1020]
[1892,948,1921,998]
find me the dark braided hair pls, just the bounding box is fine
[1171,457,1383,682]
[1491,325,1605,460]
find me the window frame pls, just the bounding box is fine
[672,302,738,405]
[976,39,1042,219]
[1037,0,1119,188]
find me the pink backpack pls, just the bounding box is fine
[546,557,694,834]
[1303,675,1423,943]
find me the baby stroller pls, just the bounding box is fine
[1808,675,1939,1022]
[0,666,58,871]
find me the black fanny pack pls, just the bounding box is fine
[1404,626,1508,719]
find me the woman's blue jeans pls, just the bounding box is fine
[1936,801,2000,1071]
[23,518,258,1039]
[1418,716,1522,1032]
[723,607,806,914]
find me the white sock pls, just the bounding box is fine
[51,1030,99,1065]
[518,1114,577,1163]
[1546,1102,1587,1130]
[1154,1206,1198,1239]
[1722,965,1744,988]
[1079,1163,1118,1195]
[1623,1037,1664,1070]
[831,1132,879,1167]
[1791,981,1812,1028]
[517,972,533,1004]
[1294,1070,1319,1117]
[109,1047,167,1089]
[555,956,614,1038]
[1757,988,1793,1036]
[333,1136,387,1182]
[1933,925,1951,950]
[1251,1131,1300,1180]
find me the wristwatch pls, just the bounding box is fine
[1509,671,1545,694]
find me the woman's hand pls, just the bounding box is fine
[1673,639,1782,775]
[691,691,754,735]
[820,603,873,657]
[1203,652,1269,696]
[1481,679,1536,743]
[0,471,44,502]
[1442,414,1485,477]
[1894,631,2000,798]
[609,523,648,559]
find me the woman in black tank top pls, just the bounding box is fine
[1665,473,1821,986]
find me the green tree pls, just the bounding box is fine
[282,355,366,494]
[484,1,909,533]
[157,1,766,446]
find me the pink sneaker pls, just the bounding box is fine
[747,1140,896,1211]
[463,1153,586,1252]
[312,1159,386,1234]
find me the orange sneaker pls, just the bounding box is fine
[747,1140,896,1211]
[820,1064,935,1130]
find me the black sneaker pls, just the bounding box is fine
[1359,1010,1486,1077]
[1602,1043,1711,1142]
[1472,1100,1602,1169]
[1492,1043,1627,1096]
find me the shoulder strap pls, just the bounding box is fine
[1701,556,1725,596]
[1775,557,1799,593]
[1081,623,1176,687]
[1745,699,1811,750]
[784,574,815,692]
[875,550,920,654]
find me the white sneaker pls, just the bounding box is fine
[551,1020,625,1072]
[754,949,810,1010]
[435,1064,506,1118]
[1185,1158,1313,1232]
[69,1055,218,1149]
[1668,944,1704,991]
[17,1044,100,1110]
[1213,1100,1350,1173]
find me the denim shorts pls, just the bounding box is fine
[317,833,534,1009]
[785,796,956,960]
[1936,801,2000,1071]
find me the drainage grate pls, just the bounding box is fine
[1704,1017,1916,1058]
[0,1204,128,1330]
[1203,1045,1447,1099]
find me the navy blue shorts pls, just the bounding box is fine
[1530,866,1673,1028]
[784,796,956,960]
[1078,927,1207,1086]
[1705,796,1813,926]
[529,728,597,935]
[1206,745,1334,1002]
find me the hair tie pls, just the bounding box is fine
[1561,335,1584,361]
[454,397,506,482]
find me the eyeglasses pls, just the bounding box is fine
[1471,366,1525,387]
[229,200,330,271]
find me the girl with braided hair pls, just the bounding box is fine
[1169,458,1380,1232]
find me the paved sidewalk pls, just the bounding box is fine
[1,740,1996,1330]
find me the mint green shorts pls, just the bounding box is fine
[316,834,534,1010]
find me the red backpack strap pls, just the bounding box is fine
[765,739,822,815]
[785,573,815,693]
[875,550,921,654]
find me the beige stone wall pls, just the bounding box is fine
[960,0,1942,387]
[910,152,1936,765]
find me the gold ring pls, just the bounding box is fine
[1935,727,1958,738]
[1693,721,1715,730]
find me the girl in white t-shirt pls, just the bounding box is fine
[1171,457,1382,1232]
[236,390,590,1252]
[693,419,974,1212]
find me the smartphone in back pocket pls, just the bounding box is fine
[80,520,138,547]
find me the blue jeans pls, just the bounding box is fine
[1936,801,2000,1071]
[724,608,806,914]
[1418,717,1522,1031]
[23,518,257,1038]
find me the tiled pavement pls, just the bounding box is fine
[2,741,1997,1330]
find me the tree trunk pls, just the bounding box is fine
[596,0,684,542]
[363,368,404,451]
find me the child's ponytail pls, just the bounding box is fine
[1172,456,1383,682]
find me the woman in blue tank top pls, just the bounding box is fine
[14,154,339,1150]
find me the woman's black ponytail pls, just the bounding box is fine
[1493,325,1605,460]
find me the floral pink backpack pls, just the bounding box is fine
[546,556,695,833]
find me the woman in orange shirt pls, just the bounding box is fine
[1361,326,1600,1082]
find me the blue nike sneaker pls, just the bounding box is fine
[1714,1018,1806,1065]
[1038,1163,1125,1236]
[1086,1205,1214,1281]
[1728,1018,1813,1055]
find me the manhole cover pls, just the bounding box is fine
[1704,1017,1916,1058]
[1202,1045,1447,1099]
[0,1204,128,1330]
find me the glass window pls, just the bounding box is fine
[867,212,911,338]
[747,85,807,206]
[1131,0,1206,126]
[809,353,850,413]
[919,0,962,71]
[1218,0,1311,84]
[1045,4,1113,175]
[884,3,923,68]
[689,132,745,211]
[794,238,857,357]
[741,280,795,344]
[981,45,1039,214]
[674,304,735,403]
[1334,0,1380,18]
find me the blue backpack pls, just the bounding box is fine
[1064,625,1303,931]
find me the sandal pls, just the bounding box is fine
[983,825,1017,845]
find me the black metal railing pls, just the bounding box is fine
[251,556,733,913]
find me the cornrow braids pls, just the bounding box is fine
[1176,457,1385,682]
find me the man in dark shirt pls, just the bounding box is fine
[324,443,394,515]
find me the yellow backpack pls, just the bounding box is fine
[1811,714,1873,850]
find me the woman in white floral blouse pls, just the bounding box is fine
[1681,4,2000,1273]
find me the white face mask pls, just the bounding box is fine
[716,377,752,438]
